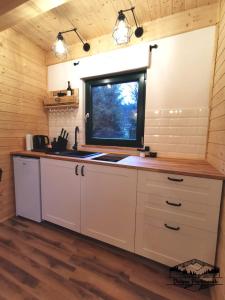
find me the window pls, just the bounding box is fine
[85,71,146,147]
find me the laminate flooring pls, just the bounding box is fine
[0,217,211,300]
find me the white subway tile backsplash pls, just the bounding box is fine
[143,107,208,158]
[148,107,209,118]
[145,126,207,136]
[49,106,208,159]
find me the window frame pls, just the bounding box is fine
[85,70,146,147]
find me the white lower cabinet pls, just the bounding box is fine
[41,159,137,253]
[40,158,82,232]
[40,158,223,267]
[135,170,223,266]
[81,164,137,252]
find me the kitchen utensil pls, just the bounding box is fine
[52,128,68,152]
[62,130,67,139]
[58,128,64,141]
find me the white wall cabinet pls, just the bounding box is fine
[81,164,137,252]
[41,158,82,232]
[135,170,223,266]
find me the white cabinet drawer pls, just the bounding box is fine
[138,171,222,207]
[135,212,217,266]
[137,192,220,232]
[136,170,223,266]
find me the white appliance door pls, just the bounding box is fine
[13,156,42,222]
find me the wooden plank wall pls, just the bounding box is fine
[207,0,225,299]
[0,28,48,222]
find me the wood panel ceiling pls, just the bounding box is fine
[0,0,74,31]
[12,0,219,51]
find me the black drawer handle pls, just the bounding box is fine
[166,201,182,207]
[168,177,183,182]
[81,165,85,176]
[164,223,180,231]
[75,165,79,176]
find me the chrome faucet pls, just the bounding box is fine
[73,126,79,151]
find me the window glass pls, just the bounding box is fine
[85,71,146,147]
[92,81,138,140]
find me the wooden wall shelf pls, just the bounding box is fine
[44,89,79,110]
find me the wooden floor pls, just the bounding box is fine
[0,217,211,300]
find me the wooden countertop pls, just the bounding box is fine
[11,151,225,180]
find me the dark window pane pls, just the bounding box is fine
[85,71,146,147]
[92,81,138,140]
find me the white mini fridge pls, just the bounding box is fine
[13,156,42,222]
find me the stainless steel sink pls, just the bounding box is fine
[47,150,101,158]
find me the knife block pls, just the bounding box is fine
[51,139,68,152]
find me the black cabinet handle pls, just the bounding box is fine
[81,165,84,176]
[166,200,181,207]
[75,165,79,176]
[164,223,180,231]
[168,177,183,182]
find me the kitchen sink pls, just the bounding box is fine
[47,150,101,158]
[91,153,128,162]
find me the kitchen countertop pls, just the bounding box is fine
[11,150,225,180]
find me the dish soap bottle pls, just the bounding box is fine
[67,81,72,96]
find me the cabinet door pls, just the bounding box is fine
[81,164,137,252]
[41,158,81,232]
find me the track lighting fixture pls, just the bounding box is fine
[113,6,144,45]
[52,28,90,58]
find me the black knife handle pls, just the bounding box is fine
[81,166,85,176]
[166,201,182,207]
[62,130,67,139]
[164,223,180,231]
[168,177,183,182]
[75,165,79,176]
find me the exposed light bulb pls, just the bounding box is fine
[52,33,68,59]
[55,40,66,54]
[113,11,132,45]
